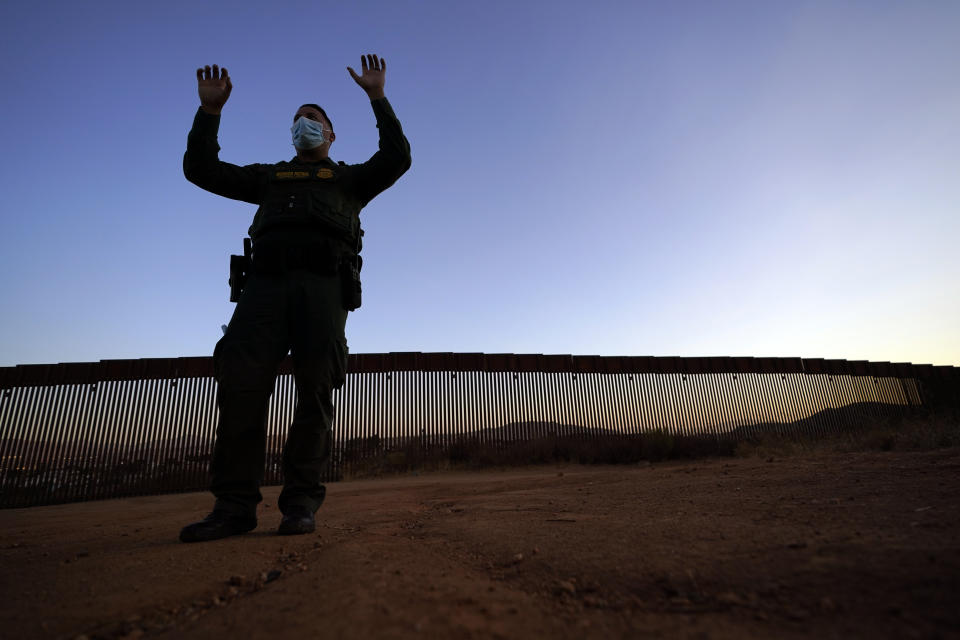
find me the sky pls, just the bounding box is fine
[0,0,957,368]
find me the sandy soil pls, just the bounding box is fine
[1,448,958,640]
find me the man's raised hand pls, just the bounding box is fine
[197,64,232,115]
[347,54,386,100]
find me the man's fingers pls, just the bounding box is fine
[358,54,385,72]
[347,66,360,82]
[197,64,230,84]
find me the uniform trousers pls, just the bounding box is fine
[211,268,348,517]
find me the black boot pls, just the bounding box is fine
[278,506,315,535]
[179,511,257,543]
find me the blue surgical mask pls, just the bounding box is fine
[291,116,328,149]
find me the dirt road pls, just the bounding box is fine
[1,448,958,639]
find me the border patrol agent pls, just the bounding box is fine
[180,55,410,542]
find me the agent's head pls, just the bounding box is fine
[291,104,336,154]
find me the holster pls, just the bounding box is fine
[340,254,363,311]
[228,238,252,303]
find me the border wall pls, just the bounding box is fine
[1,354,957,508]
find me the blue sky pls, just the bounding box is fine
[1,0,957,367]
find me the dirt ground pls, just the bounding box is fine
[1,448,958,640]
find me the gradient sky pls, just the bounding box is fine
[1,0,957,368]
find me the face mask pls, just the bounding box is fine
[291,116,328,150]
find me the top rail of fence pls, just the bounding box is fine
[2,354,957,389]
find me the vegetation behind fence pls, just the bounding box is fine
[1,353,957,508]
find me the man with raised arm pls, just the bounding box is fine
[180,55,411,543]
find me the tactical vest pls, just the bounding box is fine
[248,162,362,247]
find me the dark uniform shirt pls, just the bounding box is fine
[183,98,411,257]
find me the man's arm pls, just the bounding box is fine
[346,55,412,205]
[183,64,265,204]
